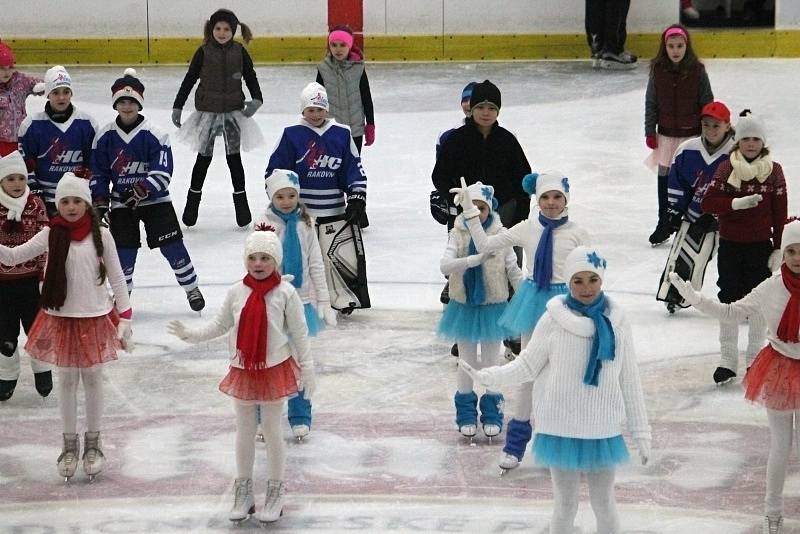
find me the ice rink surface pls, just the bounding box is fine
[2,59,800,533]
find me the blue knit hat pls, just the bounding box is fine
[461,82,477,103]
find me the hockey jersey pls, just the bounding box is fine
[667,135,735,223]
[90,117,173,208]
[18,108,97,204]
[265,118,366,218]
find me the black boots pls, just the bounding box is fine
[34,371,52,397]
[182,189,202,227]
[232,191,252,228]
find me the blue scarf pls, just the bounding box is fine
[533,212,568,290]
[564,292,616,387]
[271,206,303,288]
[463,214,493,306]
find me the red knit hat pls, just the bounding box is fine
[0,42,15,67]
[701,101,731,123]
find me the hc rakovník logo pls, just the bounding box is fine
[111,150,149,176]
[587,251,607,269]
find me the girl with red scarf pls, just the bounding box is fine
[167,225,314,524]
[670,220,800,533]
[0,173,132,482]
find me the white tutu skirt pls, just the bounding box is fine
[174,110,264,155]
[644,134,692,172]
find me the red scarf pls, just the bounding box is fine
[40,213,93,310]
[50,213,92,241]
[777,263,800,343]
[236,271,282,370]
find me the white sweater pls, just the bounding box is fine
[693,273,800,359]
[466,210,590,280]
[481,295,651,440]
[263,210,329,306]
[0,227,131,318]
[181,279,312,370]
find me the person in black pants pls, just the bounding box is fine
[585,0,637,69]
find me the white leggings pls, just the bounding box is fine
[765,409,798,518]
[455,339,501,393]
[234,401,285,481]
[58,366,104,434]
[508,334,533,420]
[550,468,619,534]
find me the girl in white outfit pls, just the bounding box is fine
[168,227,315,524]
[462,246,651,534]
[670,220,800,534]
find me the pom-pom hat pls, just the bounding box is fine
[245,224,283,266]
[111,68,145,110]
[735,110,767,145]
[564,246,608,282]
[522,171,570,203]
[266,169,300,199]
[0,151,27,180]
[300,82,329,112]
[45,65,72,97]
[55,172,92,205]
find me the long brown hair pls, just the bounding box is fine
[203,19,253,45]
[40,203,106,310]
[649,24,701,76]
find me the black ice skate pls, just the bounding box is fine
[34,371,53,398]
[599,50,638,70]
[450,343,459,358]
[648,220,674,246]
[0,378,17,401]
[186,287,205,312]
[503,338,521,361]
[713,366,736,386]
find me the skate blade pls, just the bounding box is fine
[296,435,305,443]
[715,378,735,387]
[88,474,96,483]
[255,433,265,443]
[258,509,283,524]
[499,468,510,477]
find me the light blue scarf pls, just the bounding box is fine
[271,206,303,288]
[533,212,568,290]
[564,292,615,387]
[463,214,494,306]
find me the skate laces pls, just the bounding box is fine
[266,481,284,507]
[766,516,783,534]
[234,479,251,506]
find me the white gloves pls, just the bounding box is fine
[449,177,480,219]
[241,99,262,118]
[466,253,485,268]
[167,319,191,341]
[117,318,134,351]
[458,359,499,391]
[731,194,762,210]
[317,303,338,327]
[635,438,651,465]
[299,366,316,401]
[668,272,701,306]
[33,82,45,94]
[768,249,783,272]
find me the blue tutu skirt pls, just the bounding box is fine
[304,303,322,337]
[437,301,510,343]
[533,433,629,471]
[498,280,568,336]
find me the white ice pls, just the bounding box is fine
[2,59,800,533]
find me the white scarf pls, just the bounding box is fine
[727,150,773,190]
[0,184,30,221]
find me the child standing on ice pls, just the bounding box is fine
[462,246,651,534]
[264,169,336,440]
[172,8,264,228]
[0,150,50,401]
[0,41,44,155]
[699,110,787,386]
[454,172,589,470]
[0,173,132,481]
[438,181,523,441]
[167,226,315,524]
[644,24,713,245]
[669,220,800,534]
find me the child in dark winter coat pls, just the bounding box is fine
[700,110,787,385]
[172,8,264,228]
[644,24,713,245]
[0,150,50,401]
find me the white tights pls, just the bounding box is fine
[234,401,285,481]
[455,339,501,393]
[58,366,104,434]
[550,468,620,534]
[508,334,533,420]
[765,409,797,518]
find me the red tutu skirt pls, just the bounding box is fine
[25,310,121,368]
[218,357,301,402]
[743,344,800,411]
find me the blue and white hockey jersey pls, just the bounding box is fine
[18,108,97,204]
[265,118,366,218]
[90,117,173,209]
[667,134,735,222]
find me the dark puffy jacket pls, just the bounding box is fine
[644,62,712,138]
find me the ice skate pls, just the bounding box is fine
[499,453,520,475]
[454,391,478,444]
[291,424,310,442]
[483,424,501,444]
[82,431,105,481]
[450,343,458,358]
[713,366,736,386]
[763,515,783,534]
[479,392,504,444]
[255,432,265,442]
[34,371,53,398]
[648,219,674,246]
[186,287,205,312]
[459,424,477,443]
[503,338,521,361]
[0,378,17,401]
[598,50,637,70]
[256,479,285,523]
[57,433,80,482]
[229,478,255,522]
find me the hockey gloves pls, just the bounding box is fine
[171,108,182,128]
[117,318,134,352]
[768,249,783,272]
[345,195,366,222]
[124,183,149,209]
[429,190,454,226]
[93,200,110,227]
[668,272,701,306]
[364,124,375,146]
[666,209,684,232]
[645,135,658,149]
[449,177,480,219]
[731,194,763,210]
[241,99,262,118]
[317,304,338,327]
[167,320,191,341]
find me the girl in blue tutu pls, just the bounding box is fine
[456,172,589,469]
[461,246,651,534]
[438,182,523,440]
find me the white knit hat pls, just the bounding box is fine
[244,225,283,266]
[45,65,72,97]
[0,150,27,180]
[266,169,300,200]
[563,245,608,282]
[300,82,329,112]
[735,111,767,145]
[522,171,570,202]
[781,220,800,254]
[466,181,497,210]
[55,172,92,204]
